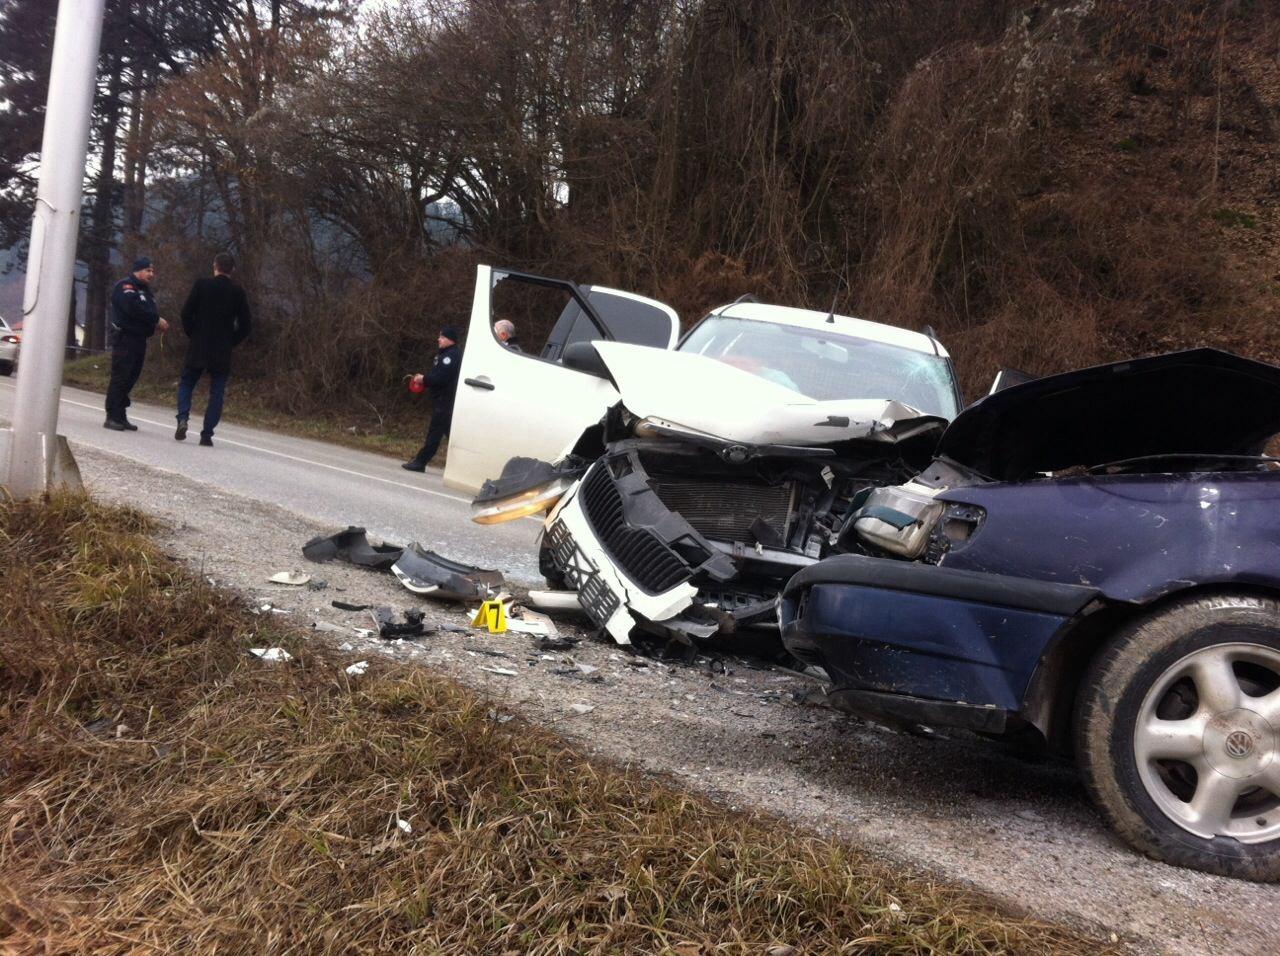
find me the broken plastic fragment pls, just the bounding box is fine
[332,600,374,611]
[249,647,293,662]
[373,607,429,640]
[269,570,311,586]
[569,703,595,715]
[528,589,585,612]
[392,543,505,601]
[479,666,518,676]
[396,817,412,834]
[345,660,369,676]
[302,526,403,570]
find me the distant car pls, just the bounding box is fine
[781,349,1280,880]
[0,314,18,375]
[445,265,961,646]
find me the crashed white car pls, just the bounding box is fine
[444,265,961,644]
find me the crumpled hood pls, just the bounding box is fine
[937,348,1280,481]
[592,340,946,447]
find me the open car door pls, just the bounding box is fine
[442,265,680,493]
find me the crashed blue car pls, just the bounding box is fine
[781,349,1280,881]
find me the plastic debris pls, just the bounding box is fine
[396,818,412,834]
[528,589,585,613]
[249,647,293,662]
[537,634,579,651]
[504,609,558,637]
[312,620,347,634]
[332,600,374,611]
[569,703,595,715]
[345,660,369,676]
[391,543,505,600]
[302,526,403,570]
[268,570,311,586]
[479,666,519,676]
[373,607,428,640]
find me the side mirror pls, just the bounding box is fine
[563,341,611,380]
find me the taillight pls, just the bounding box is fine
[0,335,18,344]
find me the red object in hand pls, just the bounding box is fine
[408,378,425,394]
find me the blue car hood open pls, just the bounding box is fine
[937,349,1280,481]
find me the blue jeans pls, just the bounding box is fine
[176,366,229,438]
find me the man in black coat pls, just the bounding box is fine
[104,256,169,430]
[402,325,462,472]
[174,252,252,446]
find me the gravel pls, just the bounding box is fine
[78,442,1280,956]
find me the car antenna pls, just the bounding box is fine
[824,288,839,323]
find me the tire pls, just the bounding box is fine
[1075,593,1280,881]
[0,362,12,377]
[537,541,567,590]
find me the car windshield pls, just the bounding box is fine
[678,315,959,419]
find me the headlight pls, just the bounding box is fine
[470,476,576,525]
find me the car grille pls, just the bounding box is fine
[579,463,690,594]
[649,478,792,543]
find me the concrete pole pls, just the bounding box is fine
[4,0,106,497]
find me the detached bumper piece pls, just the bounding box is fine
[390,543,505,601]
[302,526,402,569]
[780,554,1098,731]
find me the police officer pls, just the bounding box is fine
[402,325,462,472]
[104,256,169,430]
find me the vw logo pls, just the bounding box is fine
[1224,730,1255,759]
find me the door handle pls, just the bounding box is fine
[465,377,495,391]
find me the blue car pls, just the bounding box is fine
[781,349,1280,880]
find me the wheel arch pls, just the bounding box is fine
[1024,581,1280,753]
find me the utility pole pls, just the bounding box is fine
[1,0,106,497]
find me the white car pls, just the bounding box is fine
[0,314,18,376]
[445,265,961,645]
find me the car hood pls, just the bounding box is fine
[937,348,1280,481]
[592,340,947,448]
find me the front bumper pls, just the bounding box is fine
[780,554,1098,730]
[545,481,697,644]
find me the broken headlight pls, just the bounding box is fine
[471,476,578,524]
[850,482,945,559]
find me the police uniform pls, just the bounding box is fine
[403,331,462,470]
[104,262,162,428]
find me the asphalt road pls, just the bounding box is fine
[0,380,544,582]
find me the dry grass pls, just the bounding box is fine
[0,493,1115,954]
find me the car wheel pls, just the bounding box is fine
[0,362,12,377]
[537,542,567,590]
[1076,593,1280,880]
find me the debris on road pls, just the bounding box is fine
[372,606,428,640]
[503,609,558,638]
[528,589,585,613]
[391,543,505,600]
[345,660,369,676]
[248,647,293,662]
[332,600,374,611]
[268,570,311,586]
[311,620,348,634]
[302,526,402,570]
[537,634,578,651]
[569,703,595,715]
[479,665,519,677]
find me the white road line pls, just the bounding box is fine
[0,381,489,510]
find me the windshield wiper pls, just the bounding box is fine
[1085,453,1280,475]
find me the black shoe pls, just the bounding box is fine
[175,418,188,441]
[121,418,139,431]
[104,417,127,431]
[199,435,213,447]
[401,460,426,472]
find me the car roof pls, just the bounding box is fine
[712,301,948,357]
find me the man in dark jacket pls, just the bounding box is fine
[174,252,252,446]
[402,325,462,472]
[104,256,169,430]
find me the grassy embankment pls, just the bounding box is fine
[0,493,1117,954]
[62,354,427,461]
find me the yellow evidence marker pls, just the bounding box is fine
[470,599,508,634]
